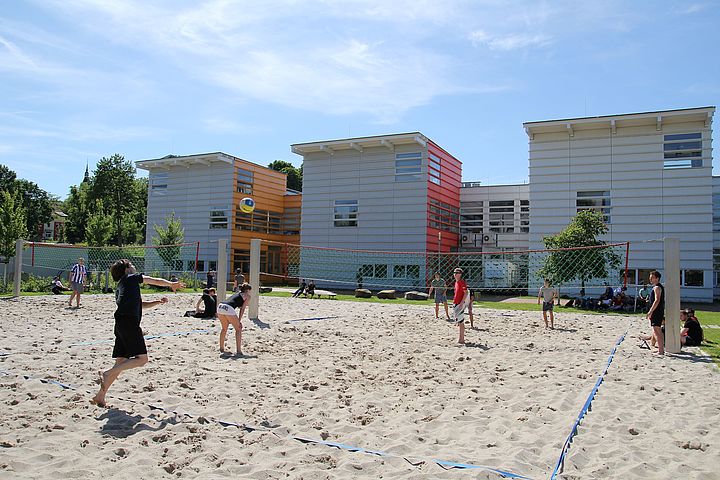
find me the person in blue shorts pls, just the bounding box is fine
[428,272,450,320]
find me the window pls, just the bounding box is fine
[395,152,422,182]
[714,249,720,287]
[460,201,483,235]
[520,200,530,233]
[235,209,283,234]
[234,250,249,277]
[150,172,168,195]
[237,168,254,194]
[282,207,301,235]
[428,152,441,186]
[637,269,655,285]
[208,261,217,272]
[428,199,459,233]
[393,265,406,278]
[360,264,388,278]
[374,264,387,278]
[210,208,228,229]
[188,260,205,272]
[714,194,720,232]
[334,200,358,227]
[683,270,704,287]
[489,200,515,233]
[576,191,611,223]
[663,132,702,169]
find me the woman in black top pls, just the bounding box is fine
[216,283,252,355]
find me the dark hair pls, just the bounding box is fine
[110,259,132,282]
[202,289,210,294]
[239,283,252,293]
[650,270,661,280]
[209,287,216,294]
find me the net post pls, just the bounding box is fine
[664,237,681,354]
[249,239,260,320]
[13,239,24,297]
[217,238,228,302]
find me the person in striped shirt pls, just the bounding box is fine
[68,257,87,308]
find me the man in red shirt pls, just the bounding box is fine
[453,268,470,345]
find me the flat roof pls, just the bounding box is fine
[291,132,429,155]
[524,106,715,137]
[135,152,284,175]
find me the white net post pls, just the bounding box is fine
[249,239,260,320]
[216,238,228,302]
[664,237,681,354]
[13,238,23,297]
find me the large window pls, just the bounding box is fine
[460,201,484,235]
[683,270,704,287]
[235,209,282,234]
[282,207,301,235]
[210,207,229,229]
[663,132,702,169]
[489,200,515,233]
[334,200,358,227]
[428,152,441,186]
[237,168,254,194]
[428,199,459,233]
[520,200,530,233]
[395,152,422,182]
[576,191,610,223]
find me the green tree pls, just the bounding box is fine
[85,201,113,247]
[152,212,184,271]
[91,154,137,246]
[268,160,302,191]
[0,164,17,193]
[539,210,621,288]
[0,190,27,288]
[63,182,92,243]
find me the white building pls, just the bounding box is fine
[523,106,715,302]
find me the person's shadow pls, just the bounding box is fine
[250,317,271,329]
[97,408,178,439]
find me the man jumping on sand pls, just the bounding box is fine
[92,259,184,407]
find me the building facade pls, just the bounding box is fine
[291,133,461,289]
[523,106,715,301]
[136,153,300,284]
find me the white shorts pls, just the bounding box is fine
[217,304,237,316]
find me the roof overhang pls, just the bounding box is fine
[135,152,234,171]
[291,132,428,156]
[523,106,715,138]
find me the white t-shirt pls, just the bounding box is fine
[539,286,557,303]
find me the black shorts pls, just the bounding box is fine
[684,336,701,347]
[112,313,147,358]
[649,314,664,327]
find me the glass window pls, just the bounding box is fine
[663,133,702,170]
[637,269,654,285]
[334,200,358,227]
[374,264,387,278]
[428,199,459,234]
[576,191,610,223]
[407,265,420,278]
[683,270,704,287]
[395,153,422,181]
[210,208,228,229]
[393,265,406,278]
[396,152,422,159]
[237,168,254,194]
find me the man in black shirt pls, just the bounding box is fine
[646,270,665,356]
[680,308,704,347]
[92,259,184,407]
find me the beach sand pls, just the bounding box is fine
[0,293,718,479]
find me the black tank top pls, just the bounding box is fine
[649,283,664,319]
[222,291,245,309]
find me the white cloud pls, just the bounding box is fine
[469,30,553,50]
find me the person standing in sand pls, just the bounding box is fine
[68,257,87,308]
[646,270,665,356]
[92,259,184,407]
[452,268,470,345]
[538,279,558,329]
[217,283,252,355]
[428,272,450,320]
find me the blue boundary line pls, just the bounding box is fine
[68,328,214,347]
[549,331,627,479]
[0,367,533,479]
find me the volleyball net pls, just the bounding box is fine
[19,241,201,291]
[260,240,630,293]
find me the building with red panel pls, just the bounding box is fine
[292,133,461,290]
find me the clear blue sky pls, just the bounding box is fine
[2,1,719,199]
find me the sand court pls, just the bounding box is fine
[0,294,718,479]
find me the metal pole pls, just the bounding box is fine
[249,239,261,320]
[217,238,228,302]
[13,239,23,297]
[664,237,681,354]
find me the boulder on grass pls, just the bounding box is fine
[405,291,429,301]
[377,289,396,299]
[259,287,273,294]
[355,288,372,298]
